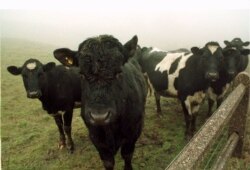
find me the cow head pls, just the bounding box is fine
[191,42,223,81]
[78,35,138,125]
[223,46,250,79]
[7,59,56,98]
[53,48,79,66]
[224,38,250,50]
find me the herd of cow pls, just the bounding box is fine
[7,36,249,170]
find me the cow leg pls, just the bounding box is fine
[190,114,197,137]
[89,132,115,170]
[181,101,192,141]
[53,114,66,149]
[154,92,162,115]
[97,149,115,170]
[121,141,136,170]
[102,157,115,170]
[217,98,223,108]
[207,98,215,117]
[63,110,74,153]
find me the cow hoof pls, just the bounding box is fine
[58,142,66,150]
[184,134,193,142]
[157,112,163,117]
[68,148,74,154]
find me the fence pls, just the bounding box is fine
[166,72,250,170]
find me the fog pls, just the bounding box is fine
[1,7,250,51]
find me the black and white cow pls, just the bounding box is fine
[57,35,147,170]
[138,42,223,139]
[207,38,250,115]
[7,59,81,153]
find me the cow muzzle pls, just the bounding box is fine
[87,108,114,125]
[27,91,42,98]
[228,70,236,78]
[206,72,219,82]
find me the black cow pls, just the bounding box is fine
[138,42,223,140]
[7,59,81,153]
[58,35,147,170]
[224,38,249,72]
[207,38,250,115]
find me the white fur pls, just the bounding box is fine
[207,45,219,54]
[26,62,36,70]
[184,91,206,115]
[155,51,193,96]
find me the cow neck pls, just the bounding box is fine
[38,72,49,105]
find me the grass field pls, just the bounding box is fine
[1,38,250,170]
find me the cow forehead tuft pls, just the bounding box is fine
[207,45,219,54]
[26,62,37,70]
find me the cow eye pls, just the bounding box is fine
[116,72,123,79]
[80,74,85,80]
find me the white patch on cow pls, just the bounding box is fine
[207,87,217,102]
[231,47,237,50]
[218,83,230,99]
[150,47,163,53]
[65,66,70,70]
[208,45,219,54]
[155,52,182,73]
[26,62,37,70]
[184,91,206,115]
[155,52,193,96]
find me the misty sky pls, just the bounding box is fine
[1,1,250,51]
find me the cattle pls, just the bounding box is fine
[7,59,81,153]
[224,37,249,72]
[207,38,250,115]
[57,35,147,170]
[138,42,223,140]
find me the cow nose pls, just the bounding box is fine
[207,72,219,81]
[27,91,41,98]
[228,71,236,77]
[88,110,112,125]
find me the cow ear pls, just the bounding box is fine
[240,49,250,55]
[124,35,138,61]
[43,62,56,72]
[191,47,203,55]
[7,66,22,75]
[224,40,231,47]
[53,48,77,66]
[243,41,250,46]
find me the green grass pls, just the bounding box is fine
[1,38,250,170]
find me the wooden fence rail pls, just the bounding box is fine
[166,72,250,170]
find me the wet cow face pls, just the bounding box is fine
[78,35,138,125]
[191,42,223,82]
[7,59,55,98]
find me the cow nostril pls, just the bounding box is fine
[228,71,236,75]
[206,72,219,81]
[27,91,41,98]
